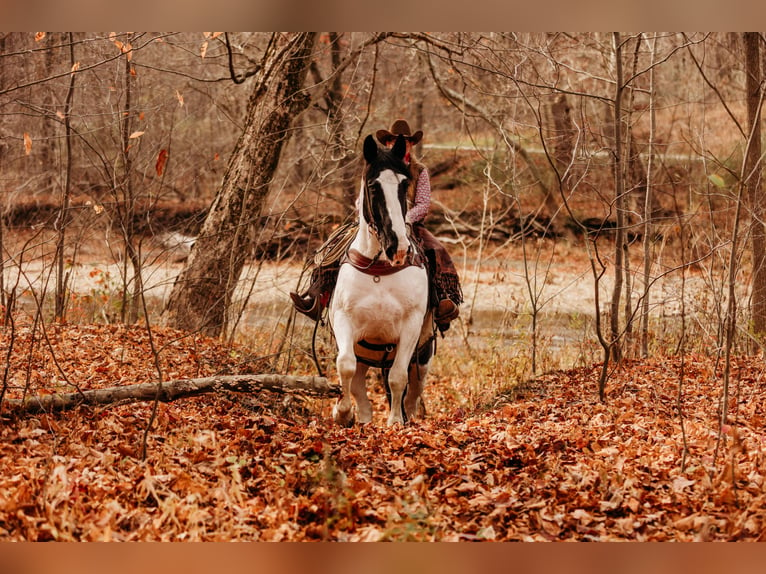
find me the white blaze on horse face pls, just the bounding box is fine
[378,169,410,266]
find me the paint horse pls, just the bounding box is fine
[330,134,434,426]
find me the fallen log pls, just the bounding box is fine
[2,374,338,415]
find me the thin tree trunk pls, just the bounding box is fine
[550,93,576,190]
[744,32,766,347]
[310,33,357,217]
[163,33,317,337]
[641,34,659,358]
[0,33,6,317]
[55,33,76,321]
[610,32,626,363]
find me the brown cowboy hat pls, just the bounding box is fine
[376,119,423,145]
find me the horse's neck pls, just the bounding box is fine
[351,216,381,259]
[351,182,382,259]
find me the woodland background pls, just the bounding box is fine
[2,32,766,541]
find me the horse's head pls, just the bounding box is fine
[361,134,411,265]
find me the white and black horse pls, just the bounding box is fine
[329,134,434,426]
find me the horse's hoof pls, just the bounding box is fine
[332,404,356,427]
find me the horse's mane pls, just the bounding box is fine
[364,146,409,180]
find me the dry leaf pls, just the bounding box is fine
[200,41,208,59]
[1,321,766,541]
[176,90,184,107]
[34,32,46,42]
[155,149,169,177]
[671,476,696,493]
[128,131,145,139]
[23,132,32,155]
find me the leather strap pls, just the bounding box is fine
[343,248,424,276]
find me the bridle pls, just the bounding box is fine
[361,165,413,265]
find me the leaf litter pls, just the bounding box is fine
[2,322,766,541]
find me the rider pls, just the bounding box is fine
[290,119,462,332]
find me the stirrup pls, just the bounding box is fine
[290,292,322,321]
[435,299,459,323]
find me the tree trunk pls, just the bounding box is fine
[163,33,317,337]
[744,32,766,347]
[55,33,76,321]
[310,33,357,218]
[2,373,336,415]
[610,32,626,364]
[550,93,576,190]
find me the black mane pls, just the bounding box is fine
[360,134,411,262]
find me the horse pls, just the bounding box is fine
[329,134,434,427]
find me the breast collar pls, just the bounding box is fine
[343,246,424,277]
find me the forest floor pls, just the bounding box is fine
[2,230,765,541]
[1,321,765,541]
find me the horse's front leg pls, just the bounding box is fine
[332,326,358,427]
[350,362,372,424]
[386,331,420,426]
[332,313,366,427]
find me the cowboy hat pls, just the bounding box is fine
[375,119,423,145]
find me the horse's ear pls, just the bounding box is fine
[363,134,378,163]
[392,134,407,160]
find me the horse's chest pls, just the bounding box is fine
[333,274,422,334]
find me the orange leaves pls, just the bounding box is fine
[109,32,133,61]
[2,319,766,541]
[155,149,169,177]
[200,33,222,59]
[23,132,32,155]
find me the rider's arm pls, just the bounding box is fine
[406,168,431,224]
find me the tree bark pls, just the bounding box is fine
[3,374,336,415]
[550,93,576,189]
[744,32,766,346]
[609,32,626,364]
[162,33,317,337]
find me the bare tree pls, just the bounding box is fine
[54,33,77,321]
[744,32,766,348]
[163,33,318,337]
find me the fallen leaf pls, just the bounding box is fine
[671,476,696,493]
[155,149,169,177]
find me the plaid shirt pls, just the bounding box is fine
[406,167,431,224]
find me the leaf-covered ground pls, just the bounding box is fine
[1,321,766,541]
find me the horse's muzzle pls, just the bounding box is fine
[390,246,410,266]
